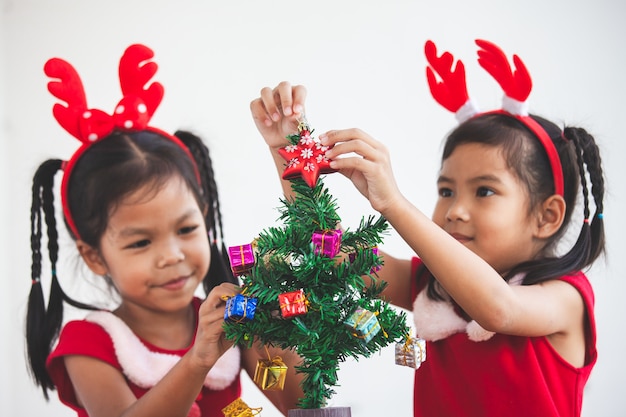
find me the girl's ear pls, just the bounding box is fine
[535,194,566,239]
[76,240,108,275]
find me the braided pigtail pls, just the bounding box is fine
[27,159,60,398]
[175,130,237,293]
[565,126,606,266]
[27,159,99,399]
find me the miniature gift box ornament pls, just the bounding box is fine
[221,397,262,417]
[395,336,427,369]
[349,246,382,273]
[228,243,256,275]
[224,294,258,323]
[278,289,308,318]
[344,307,381,343]
[312,229,343,258]
[253,356,288,391]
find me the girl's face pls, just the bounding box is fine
[88,175,210,313]
[432,142,544,275]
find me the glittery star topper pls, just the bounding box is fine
[277,117,336,187]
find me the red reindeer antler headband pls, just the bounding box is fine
[425,39,564,197]
[44,44,198,239]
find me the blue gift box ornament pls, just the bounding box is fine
[344,307,381,343]
[224,293,258,323]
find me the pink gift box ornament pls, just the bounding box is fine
[312,229,343,258]
[278,289,308,318]
[228,243,256,275]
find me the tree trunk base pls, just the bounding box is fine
[288,407,351,417]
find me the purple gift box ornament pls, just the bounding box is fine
[228,243,256,275]
[312,229,343,258]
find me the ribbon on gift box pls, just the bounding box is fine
[221,397,262,417]
[344,307,386,343]
[254,347,288,391]
[312,229,343,258]
[224,293,258,323]
[228,243,256,275]
[395,335,427,369]
[278,289,309,318]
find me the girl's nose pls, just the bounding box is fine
[446,197,470,222]
[157,241,185,268]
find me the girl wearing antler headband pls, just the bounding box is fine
[253,39,605,416]
[26,45,303,417]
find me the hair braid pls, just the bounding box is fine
[27,159,62,398]
[174,130,238,292]
[27,159,99,399]
[565,126,606,264]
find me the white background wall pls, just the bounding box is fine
[2,0,625,416]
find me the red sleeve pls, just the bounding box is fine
[410,256,426,302]
[46,320,120,411]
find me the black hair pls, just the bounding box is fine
[26,129,236,399]
[425,113,605,301]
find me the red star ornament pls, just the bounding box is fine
[278,129,337,187]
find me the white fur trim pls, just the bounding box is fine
[413,273,524,342]
[455,99,480,123]
[502,95,529,116]
[85,311,240,390]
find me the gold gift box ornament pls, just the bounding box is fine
[253,356,288,391]
[222,398,262,417]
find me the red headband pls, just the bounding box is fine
[425,39,564,197]
[44,44,199,239]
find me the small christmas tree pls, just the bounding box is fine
[223,119,410,410]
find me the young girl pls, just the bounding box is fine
[26,44,303,417]
[250,39,604,416]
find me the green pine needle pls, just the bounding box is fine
[223,175,409,409]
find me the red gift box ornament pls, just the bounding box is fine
[277,117,336,188]
[278,289,308,318]
[312,229,343,258]
[228,243,256,275]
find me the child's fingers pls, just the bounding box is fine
[259,86,281,122]
[322,129,387,162]
[291,84,307,116]
[250,97,273,128]
[203,283,242,310]
[320,128,382,150]
[272,81,294,116]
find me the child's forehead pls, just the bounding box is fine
[440,143,514,177]
[112,174,197,211]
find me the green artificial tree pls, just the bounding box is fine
[223,119,410,410]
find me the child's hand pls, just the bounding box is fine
[250,81,307,150]
[190,283,241,370]
[321,128,404,215]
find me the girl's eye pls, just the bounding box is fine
[438,187,453,198]
[477,187,495,197]
[126,239,150,249]
[179,225,199,235]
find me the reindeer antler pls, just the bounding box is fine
[44,58,89,142]
[425,40,478,122]
[118,44,164,119]
[476,39,532,114]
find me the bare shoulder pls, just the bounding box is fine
[65,355,135,414]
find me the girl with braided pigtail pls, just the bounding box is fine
[26,45,303,417]
[252,39,606,417]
